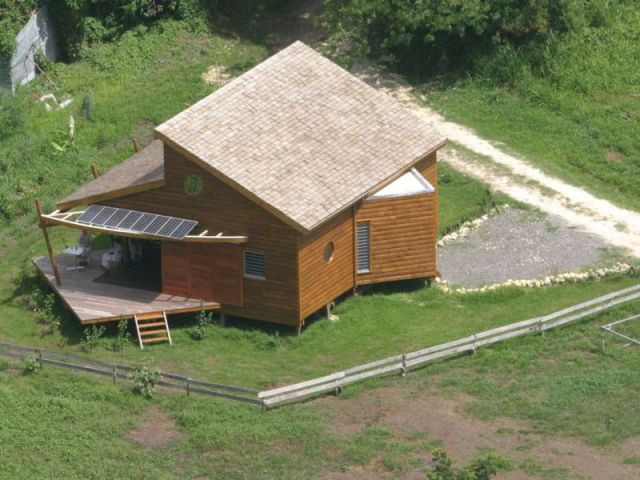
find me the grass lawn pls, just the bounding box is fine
[419,3,640,213]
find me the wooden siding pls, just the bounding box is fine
[162,243,243,306]
[105,145,300,326]
[298,209,355,320]
[355,193,437,285]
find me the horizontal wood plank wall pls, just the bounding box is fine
[298,209,354,320]
[355,192,437,285]
[415,151,438,239]
[105,145,300,326]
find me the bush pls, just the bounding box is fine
[427,448,503,480]
[81,324,106,352]
[320,0,612,75]
[110,319,130,352]
[39,293,60,334]
[131,364,161,398]
[190,307,213,341]
[81,89,95,121]
[22,354,41,374]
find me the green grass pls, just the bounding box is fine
[420,2,640,212]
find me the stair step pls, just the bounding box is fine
[140,328,168,336]
[136,312,165,321]
[141,336,170,344]
[138,321,165,329]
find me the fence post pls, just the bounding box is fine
[112,365,117,384]
[186,377,191,396]
[601,329,606,353]
[401,354,407,377]
[37,348,43,367]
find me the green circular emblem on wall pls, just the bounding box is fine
[184,175,203,196]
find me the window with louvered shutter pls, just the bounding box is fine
[356,223,370,273]
[244,251,266,279]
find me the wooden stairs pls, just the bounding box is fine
[134,312,173,349]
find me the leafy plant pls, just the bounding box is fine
[50,115,77,155]
[81,89,95,120]
[22,354,41,374]
[39,293,60,334]
[131,364,162,398]
[427,448,502,480]
[110,319,130,352]
[191,306,213,340]
[81,324,106,352]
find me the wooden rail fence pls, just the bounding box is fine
[259,283,640,407]
[0,341,261,405]
[2,283,640,409]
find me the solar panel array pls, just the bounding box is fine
[77,204,198,240]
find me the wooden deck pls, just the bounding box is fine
[33,255,220,324]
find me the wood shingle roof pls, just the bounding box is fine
[156,41,446,232]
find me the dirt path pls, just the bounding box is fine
[322,387,640,479]
[351,63,640,258]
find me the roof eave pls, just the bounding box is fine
[57,179,166,212]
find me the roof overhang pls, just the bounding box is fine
[57,179,165,211]
[39,210,248,244]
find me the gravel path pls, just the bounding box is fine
[437,208,616,288]
[351,62,640,257]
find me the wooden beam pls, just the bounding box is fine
[35,199,61,287]
[90,163,100,179]
[41,211,248,244]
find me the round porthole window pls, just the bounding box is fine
[323,241,335,263]
[184,174,203,196]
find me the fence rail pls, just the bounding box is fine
[258,283,640,407]
[2,283,640,409]
[0,341,262,405]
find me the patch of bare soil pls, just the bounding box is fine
[321,387,640,479]
[124,405,184,449]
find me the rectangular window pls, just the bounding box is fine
[244,250,266,279]
[356,222,370,273]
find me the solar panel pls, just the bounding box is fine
[170,220,198,239]
[92,206,117,225]
[143,215,171,234]
[130,213,156,231]
[77,204,104,224]
[72,204,198,240]
[117,211,143,230]
[103,208,130,227]
[157,217,182,237]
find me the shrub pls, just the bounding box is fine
[81,89,95,121]
[427,448,502,480]
[40,293,60,334]
[131,364,161,398]
[22,354,41,374]
[320,0,612,75]
[110,319,130,352]
[190,307,213,341]
[81,324,106,352]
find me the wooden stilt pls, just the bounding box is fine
[220,312,226,327]
[90,163,100,178]
[325,303,331,318]
[35,199,61,287]
[296,322,302,336]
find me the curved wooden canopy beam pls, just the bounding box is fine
[39,210,248,244]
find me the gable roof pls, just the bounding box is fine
[156,41,445,233]
[58,140,164,210]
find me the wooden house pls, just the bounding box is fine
[35,41,446,339]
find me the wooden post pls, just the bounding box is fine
[220,312,226,327]
[132,138,141,152]
[296,322,302,337]
[35,199,61,287]
[325,303,331,318]
[90,163,100,179]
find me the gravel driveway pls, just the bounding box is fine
[437,208,619,288]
